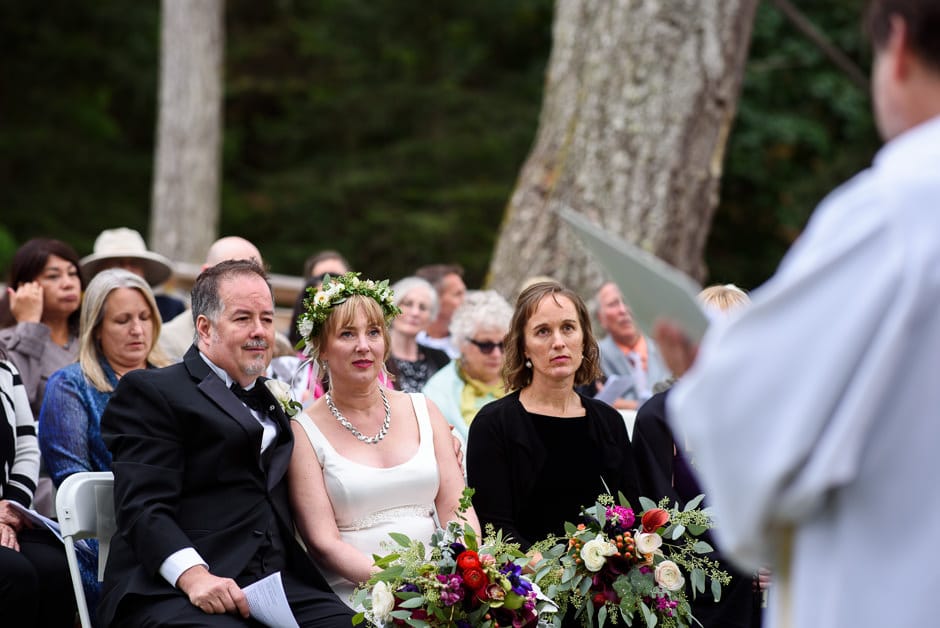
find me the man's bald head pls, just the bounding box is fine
[203,237,262,271]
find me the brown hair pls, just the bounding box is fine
[866,0,940,71]
[0,238,84,333]
[502,281,601,391]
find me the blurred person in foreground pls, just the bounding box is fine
[467,281,641,552]
[422,290,513,444]
[38,269,169,621]
[98,259,352,627]
[288,272,477,607]
[656,3,940,626]
[632,284,764,628]
[385,276,449,393]
[0,351,75,627]
[414,263,466,358]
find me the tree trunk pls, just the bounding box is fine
[488,0,759,301]
[149,0,224,264]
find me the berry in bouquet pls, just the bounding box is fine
[543,493,729,628]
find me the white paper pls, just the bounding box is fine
[8,500,95,561]
[594,374,634,405]
[243,571,300,628]
[557,207,710,342]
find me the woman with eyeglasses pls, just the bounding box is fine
[466,281,642,560]
[385,276,449,393]
[422,290,512,444]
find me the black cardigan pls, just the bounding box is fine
[466,390,641,550]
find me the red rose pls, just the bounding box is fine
[456,550,481,571]
[641,508,670,533]
[462,567,489,590]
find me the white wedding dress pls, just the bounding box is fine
[292,392,440,607]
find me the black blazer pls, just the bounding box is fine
[98,346,331,626]
[466,390,641,550]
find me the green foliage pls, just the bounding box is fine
[709,0,880,288]
[1,1,880,292]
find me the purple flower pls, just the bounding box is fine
[456,621,472,628]
[398,583,420,593]
[449,542,467,556]
[499,562,533,596]
[436,573,465,606]
[604,505,635,534]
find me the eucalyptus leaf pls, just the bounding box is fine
[693,541,714,554]
[639,496,658,511]
[683,494,705,511]
[618,490,632,509]
[579,576,593,595]
[598,604,608,628]
[691,568,705,595]
[388,532,412,547]
[711,576,723,602]
[671,524,686,540]
[398,596,426,609]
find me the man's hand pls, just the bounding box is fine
[176,565,250,618]
[653,320,698,379]
[449,425,464,468]
[8,283,43,324]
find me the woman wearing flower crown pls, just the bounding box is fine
[467,281,642,550]
[287,272,480,608]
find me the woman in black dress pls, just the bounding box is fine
[466,281,641,551]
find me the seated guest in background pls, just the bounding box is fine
[39,269,169,621]
[422,290,512,443]
[414,263,466,358]
[303,250,350,283]
[0,237,84,516]
[0,352,76,627]
[158,236,263,361]
[386,277,449,393]
[288,272,477,607]
[98,259,353,627]
[594,281,669,409]
[80,227,185,322]
[467,281,641,557]
[632,284,765,628]
[0,238,84,417]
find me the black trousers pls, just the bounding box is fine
[112,569,353,628]
[0,527,77,628]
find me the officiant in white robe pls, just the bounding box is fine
[660,3,940,627]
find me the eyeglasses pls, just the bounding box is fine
[466,338,504,354]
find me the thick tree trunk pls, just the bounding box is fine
[149,0,224,264]
[488,0,759,301]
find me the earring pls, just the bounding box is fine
[525,359,532,368]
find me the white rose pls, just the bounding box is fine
[371,580,395,623]
[580,535,618,572]
[298,318,313,338]
[264,378,291,401]
[654,560,685,591]
[350,276,361,287]
[635,532,662,556]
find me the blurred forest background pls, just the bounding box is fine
[0,0,878,291]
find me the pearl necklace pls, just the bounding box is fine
[325,387,391,444]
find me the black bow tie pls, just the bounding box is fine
[230,382,272,414]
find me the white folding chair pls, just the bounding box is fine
[55,471,115,628]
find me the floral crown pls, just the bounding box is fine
[296,272,401,356]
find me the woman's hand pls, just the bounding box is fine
[0,500,25,531]
[8,283,44,324]
[0,523,20,551]
[653,319,698,378]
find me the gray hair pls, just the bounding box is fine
[391,276,439,320]
[78,268,168,391]
[191,258,270,327]
[449,290,512,351]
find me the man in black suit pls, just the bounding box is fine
[98,259,353,627]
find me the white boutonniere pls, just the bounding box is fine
[264,379,302,417]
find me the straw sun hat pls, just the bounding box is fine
[80,228,173,287]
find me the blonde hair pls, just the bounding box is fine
[309,295,392,381]
[78,269,169,392]
[697,284,750,315]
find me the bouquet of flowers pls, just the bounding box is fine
[545,493,729,628]
[353,491,556,627]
